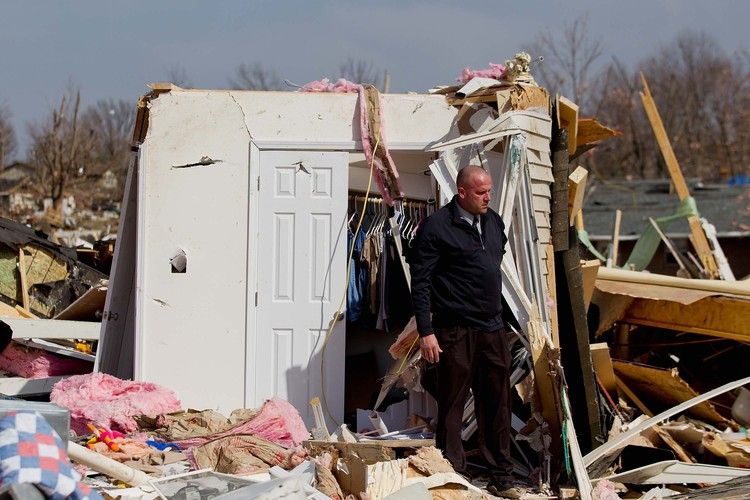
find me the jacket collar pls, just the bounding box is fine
[448,195,482,228]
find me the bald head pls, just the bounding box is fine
[456,165,488,188]
[456,165,492,215]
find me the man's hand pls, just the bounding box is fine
[420,334,443,364]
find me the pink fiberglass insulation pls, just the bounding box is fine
[301,78,403,205]
[175,397,309,450]
[0,341,92,379]
[458,63,507,83]
[300,78,360,93]
[50,372,182,435]
[357,86,403,205]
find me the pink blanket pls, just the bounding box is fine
[175,397,309,450]
[0,342,92,379]
[50,372,182,435]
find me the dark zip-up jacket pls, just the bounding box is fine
[410,196,507,336]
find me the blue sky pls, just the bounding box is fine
[1,0,747,155]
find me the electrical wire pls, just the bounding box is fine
[319,136,379,425]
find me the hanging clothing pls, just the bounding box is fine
[346,229,368,323]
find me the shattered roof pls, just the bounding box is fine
[583,179,750,239]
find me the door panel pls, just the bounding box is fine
[254,151,348,426]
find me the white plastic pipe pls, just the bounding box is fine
[67,441,150,486]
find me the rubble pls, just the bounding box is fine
[0,53,746,500]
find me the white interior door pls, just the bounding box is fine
[254,150,349,426]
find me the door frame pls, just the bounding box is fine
[245,138,433,407]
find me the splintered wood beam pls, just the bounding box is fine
[639,73,719,277]
[568,166,588,227]
[556,95,579,156]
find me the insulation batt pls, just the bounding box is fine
[458,62,507,83]
[301,78,360,93]
[175,397,309,450]
[50,372,182,435]
[0,341,92,378]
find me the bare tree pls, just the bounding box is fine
[584,30,750,182]
[167,64,192,87]
[0,103,17,169]
[531,14,604,112]
[27,90,96,210]
[338,57,381,87]
[82,98,136,179]
[229,62,284,90]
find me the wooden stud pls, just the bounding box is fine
[611,210,622,267]
[590,343,616,397]
[556,95,579,156]
[639,74,719,277]
[17,249,29,311]
[546,244,559,348]
[567,166,588,227]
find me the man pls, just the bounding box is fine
[410,165,516,496]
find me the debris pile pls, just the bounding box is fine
[0,54,747,500]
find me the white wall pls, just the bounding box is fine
[135,89,457,413]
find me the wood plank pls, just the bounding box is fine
[14,305,37,319]
[17,249,29,310]
[584,375,750,468]
[528,318,563,460]
[0,318,101,340]
[556,95,579,156]
[546,244,559,348]
[580,259,600,311]
[590,343,616,397]
[576,118,622,147]
[0,302,23,318]
[639,73,718,277]
[496,85,550,115]
[611,210,622,267]
[567,166,588,227]
[623,295,750,342]
[613,360,734,428]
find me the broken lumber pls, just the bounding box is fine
[567,166,588,227]
[640,73,719,278]
[583,376,750,468]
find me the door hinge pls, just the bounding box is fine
[254,291,258,307]
[257,176,260,191]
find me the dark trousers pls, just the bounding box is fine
[426,326,513,481]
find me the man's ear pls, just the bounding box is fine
[457,185,465,198]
